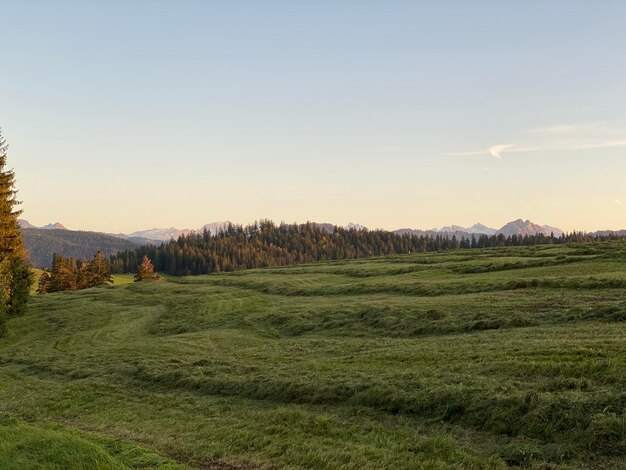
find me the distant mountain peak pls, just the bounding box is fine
[345,222,367,231]
[128,221,234,241]
[436,223,498,235]
[42,222,67,230]
[18,219,36,229]
[19,219,67,230]
[201,221,233,234]
[497,219,563,237]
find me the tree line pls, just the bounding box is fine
[109,220,624,276]
[0,128,32,337]
[38,253,160,294]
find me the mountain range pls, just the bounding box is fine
[17,218,626,268]
[22,217,623,244]
[18,220,67,230]
[393,219,564,238]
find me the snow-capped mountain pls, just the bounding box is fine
[345,222,367,231]
[497,219,563,237]
[19,218,567,242]
[399,219,563,238]
[437,224,467,233]
[127,227,194,241]
[200,221,233,235]
[467,223,498,235]
[127,221,234,241]
[436,223,497,235]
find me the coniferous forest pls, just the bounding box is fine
[22,228,141,268]
[37,251,113,294]
[109,220,625,276]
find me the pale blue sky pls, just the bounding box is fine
[3,1,626,232]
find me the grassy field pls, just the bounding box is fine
[2,242,626,469]
[30,268,44,295]
[29,271,135,293]
[112,273,136,286]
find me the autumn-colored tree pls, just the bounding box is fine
[44,251,112,293]
[49,254,78,292]
[134,255,159,282]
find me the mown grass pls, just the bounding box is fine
[3,241,626,468]
[30,268,44,295]
[0,413,182,470]
[112,274,136,286]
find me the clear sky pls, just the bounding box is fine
[3,1,626,233]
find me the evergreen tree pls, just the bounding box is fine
[77,260,92,289]
[0,129,24,259]
[0,128,32,331]
[37,270,51,295]
[5,257,32,316]
[89,250,113,286]
[49,254,78,292]
[42,251,112,293]
[134,256,158,282]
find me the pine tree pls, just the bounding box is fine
[5,257,32,316]
[134,256,158,282]
[77,261,93,289]
[0,128,32,331]
[37,270,51,295]
[89,250,113,286]
[49,254,78,291]
[0,129,24,259]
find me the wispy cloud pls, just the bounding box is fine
[529,122,619,136]
[488,144,515,160]
[448,121,626,160]
[614,199,623,205]
[570,140,626,150]
[450,134,626,160]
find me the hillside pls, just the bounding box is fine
[2,242,626,468]
[22,228,146,267]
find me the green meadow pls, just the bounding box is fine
[2,242,626,469]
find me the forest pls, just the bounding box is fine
[22,228,141,268]
[109,220,626,276]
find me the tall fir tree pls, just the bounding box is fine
[0,128,32,334]
[0,129,24,259]
[37,270,51,295]
[89,250,113,286]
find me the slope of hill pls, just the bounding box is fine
[22,228,145,267]
[2,242,626,468]
[0,415,181,469]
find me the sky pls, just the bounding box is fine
[3,1,626,233]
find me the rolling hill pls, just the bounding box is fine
[22,228,148,268]
[2,241,626,468]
